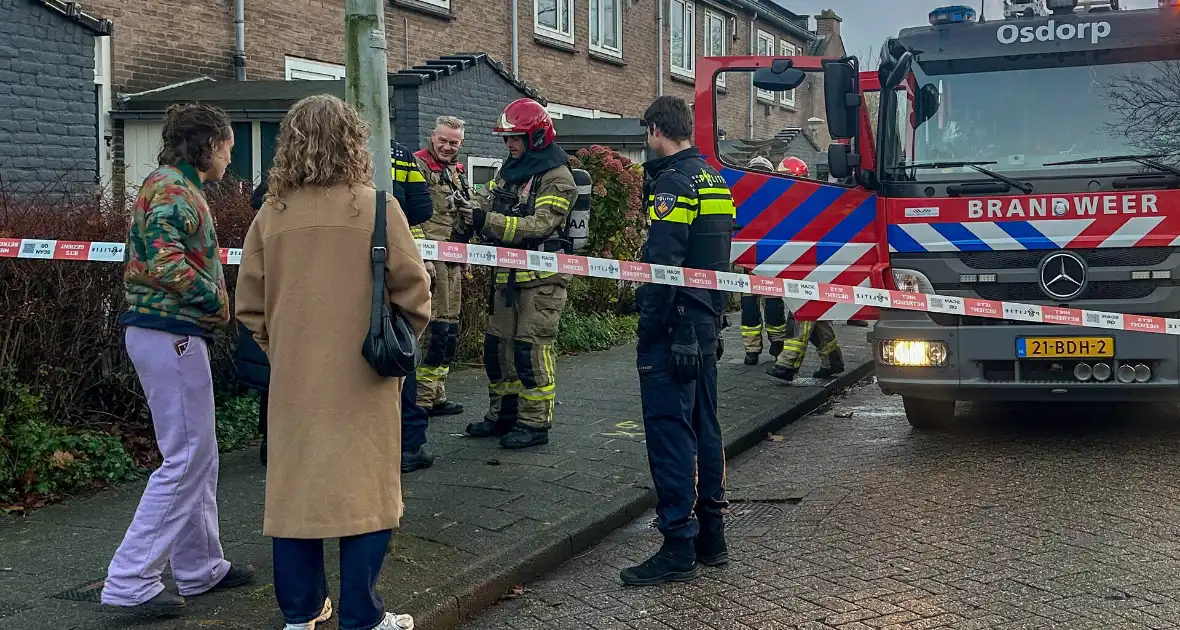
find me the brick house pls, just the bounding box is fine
[0,0,112,193]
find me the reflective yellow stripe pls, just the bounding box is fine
[520,383,556,401]
[766,324,789,334]
[503,216,519,242]
[700,198,737,217]
[407,169,426,183]
[391,159,425,183]
[490,380,522,395]
[818,339,840,355]
[410,226,426,239]
[740,326,762,336]
[648,204,693,224]
[535,195,570,210]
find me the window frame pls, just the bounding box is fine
[535,0,575,44]
[704,9,726,88]
[416,0,450,8]
[778,40,798,107]
[755,30,775,101]
[669,0,696,80]
[589,0,623,58]
[547,103,624,119]
[468,156,504,191]
[284,56,346,81]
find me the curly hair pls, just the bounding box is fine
[157,103,233,172]
[266,95,374,211]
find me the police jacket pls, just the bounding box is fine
[636,147,735,342]
[470,163,578,288]
[413,148,469,243]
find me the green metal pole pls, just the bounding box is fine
[345,0,392,193]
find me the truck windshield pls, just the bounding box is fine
[880,59,1180,182]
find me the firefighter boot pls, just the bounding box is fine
[466,416,515,437]
[401,446,435,473]
[429,400,464,416]
[620,538,700,586]
[813,349,846,379]
[766,364,797,382]
[500,426,549,449]
[744,352,760,365]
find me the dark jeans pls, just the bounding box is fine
[636,322,728,540]
[402,369,429,452]
[272,530,393,630]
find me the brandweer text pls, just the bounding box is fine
[967,194,1159,218]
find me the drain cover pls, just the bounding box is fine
[726,503,786,537]
[50,578,105,603]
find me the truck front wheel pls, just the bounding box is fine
[901,396,956,429]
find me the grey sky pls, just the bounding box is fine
[776,0,1158,58]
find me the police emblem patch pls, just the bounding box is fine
[653,192,676,219]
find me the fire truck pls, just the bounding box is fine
[697,0,1180,427]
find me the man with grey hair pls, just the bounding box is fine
[412,115,472,425]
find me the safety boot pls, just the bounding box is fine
[620,538,700,586]
[401,446,435,473]
[466,416,515,438]
[766,364,797,382]
[769,340,784,357]
[744,352,760,365]
[500,426,549,449]
[813,351,845,379]
[428,400,464,416]
[695,528,729,567]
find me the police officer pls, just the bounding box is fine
[457,98,578,450]
[621,95,734,586]
[412,115,471,418]
[738,156,789,365]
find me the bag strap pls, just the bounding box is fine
[369,192,389,338]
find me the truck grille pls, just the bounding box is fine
[958,248,1173,270]
[974,281,1159,302]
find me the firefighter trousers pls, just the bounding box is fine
[484,282,568,430]
[417,262,463,408]
[740,295,788,354]
[774,320,842,371]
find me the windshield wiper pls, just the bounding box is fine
[901,161,1034,194]
[1043,153,1180,177]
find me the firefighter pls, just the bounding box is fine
[621,96,734,586]
[738,156,789,364]
[412,115,470,418]
[457,98,578,450]
[767,156,846,382]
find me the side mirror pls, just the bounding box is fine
[827,143,860,180]
[822,57,860,140]
[915,83,941,125]
[752,66,807,93]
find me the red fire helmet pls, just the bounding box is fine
[778,156,810,177]
[493,98,556,151]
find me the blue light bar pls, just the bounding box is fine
[929,5,978,25]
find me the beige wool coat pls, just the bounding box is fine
[235,184,431,540]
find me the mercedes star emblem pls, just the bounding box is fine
[1038,251,1087,301]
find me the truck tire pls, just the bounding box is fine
[902,396,955,429]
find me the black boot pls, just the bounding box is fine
[769,340,784,357]
[401,446,436,473]
[429,399,464,416]
[466,416,515,438]
[500,426,549,449]
[620,538,700,586]
[813,352,845,379]
[744,352,760,365]
[766,364,797,382]
[695,528,729,567]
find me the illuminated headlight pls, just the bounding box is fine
[879,339,948,367]
[892,268,936,294]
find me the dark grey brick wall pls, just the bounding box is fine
[410,61,526,160]
[0,0,100,193]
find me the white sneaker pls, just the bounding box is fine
[374,612,414,629]
[282,597,333,629]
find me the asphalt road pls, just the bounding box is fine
[464,379,1180,630]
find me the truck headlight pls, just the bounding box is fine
[891,268,935,294]
[878,339,947,367]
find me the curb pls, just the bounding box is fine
[406,359,876,630]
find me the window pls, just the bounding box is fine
[416,0,450,8]
[755,30,775,101]
[468,157,504,192]
[778,40,797,106]
[589,0,622,57]
[535,0,574,43]
[670,0,695,79]
[704,10,726,87]
[285,56,345,80]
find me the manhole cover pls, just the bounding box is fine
[726,503,786,537]
[49,578,105,603]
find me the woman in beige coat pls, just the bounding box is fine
[235,94,431,630]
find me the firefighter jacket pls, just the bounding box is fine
[413,148,470,243]
[636,147,736,343]
[390,141,433,234]
[470,164,578,288]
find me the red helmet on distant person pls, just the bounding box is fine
[778,156,809,177]
[493,98,556,151]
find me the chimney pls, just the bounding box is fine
[814,9,842,38]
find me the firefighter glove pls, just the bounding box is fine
[670,320,700,383]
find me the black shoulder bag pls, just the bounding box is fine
[362,192,422,378]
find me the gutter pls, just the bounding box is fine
[747,11,756,139]
[729,0,818,43]
[233,0,246,80]
[657,0,665,96]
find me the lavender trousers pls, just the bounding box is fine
[102,326,230,606]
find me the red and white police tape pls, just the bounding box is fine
[3,236,1178,337]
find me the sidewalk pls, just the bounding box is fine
[0,322,872,630]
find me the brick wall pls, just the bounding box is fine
[0,0,100,192]
[414,62,523,160]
